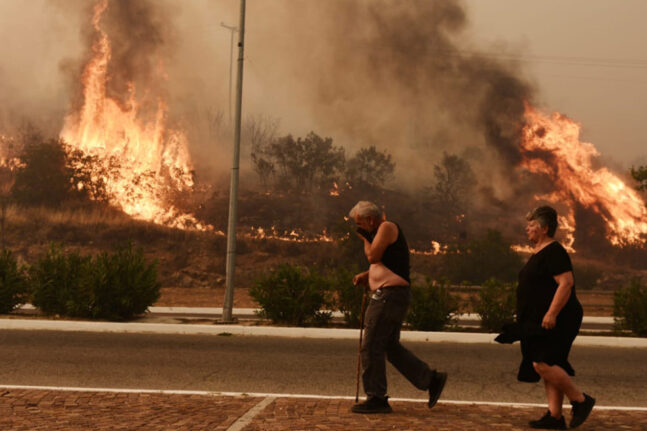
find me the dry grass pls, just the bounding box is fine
[6,204,133,227]
[1,204,336,293]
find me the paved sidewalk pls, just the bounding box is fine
[1,388,645,431]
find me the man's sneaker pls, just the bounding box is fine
[570,393,595,428]
[528,411,567,429]
[351,396,393,414]
[428,371,447,408]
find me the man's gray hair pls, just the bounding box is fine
[349,201,382,219]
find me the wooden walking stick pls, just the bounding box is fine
[355,287,369,403]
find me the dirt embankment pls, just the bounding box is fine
[4,204,633,318]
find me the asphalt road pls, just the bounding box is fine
[0,330,645,407]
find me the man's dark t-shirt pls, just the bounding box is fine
[358,222,410,284]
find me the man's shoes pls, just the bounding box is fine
[428,371,447,408]
[351,396,393,414]
[528,410,567,429]
[570,393,595,428]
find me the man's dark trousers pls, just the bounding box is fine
[361,286,434,398]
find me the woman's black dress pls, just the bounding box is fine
[516,241,583,382]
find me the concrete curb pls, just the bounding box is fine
[146,307,616,325]
[1,318,645,347]
[17,305,617,325]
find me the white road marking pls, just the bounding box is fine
[0,384,645,412]
[226,396,275,431]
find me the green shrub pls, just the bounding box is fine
[473,278,516,332]
[29,243,159,320]
[90,244,160,321]
[406,278,459,331]
[30,245,94,317]
[614,278,647,336]
[250,264,332,326]
[327,265,365,328]
[0,250,29,314]
[439,230,523,284]
[574,265,602,290]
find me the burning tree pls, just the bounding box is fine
[520,105,647,249]
[59,0,207,231]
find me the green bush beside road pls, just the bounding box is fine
[327,265,364,328]
[406,278,459,331]
[614,278,647,336]
[0,250,29,314]
[250,264,333,326]
[89,245,160,320]
[29,243,159,321]
[30,245,94,317]
[473,278,516,332]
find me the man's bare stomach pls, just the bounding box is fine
[368,263,409,291]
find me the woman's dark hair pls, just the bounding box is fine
[526,206,558,237]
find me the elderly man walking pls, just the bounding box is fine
[349,200,447,414]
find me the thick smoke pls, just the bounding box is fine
[101,1,175,110]
[0,0,84,142]
[60,0,178,124]
[1,0,537,192]
[2,0,549,203]
[232,0,538,202]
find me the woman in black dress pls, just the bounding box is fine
[515,206,595,429]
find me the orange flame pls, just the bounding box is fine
[0,134,23,172]
[410,241,448,256]
[60,0,207,230]
[521,104,647,246]
[329,182,340,197]
[246,226,334,243]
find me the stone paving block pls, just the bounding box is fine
[1,389,646,430]
[0,389,261,431]
[245,398,647,431]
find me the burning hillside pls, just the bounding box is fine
[1,0,645,262]
[59,0,207,230]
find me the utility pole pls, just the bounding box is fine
[220,22,237,125]
[222,0,246,323]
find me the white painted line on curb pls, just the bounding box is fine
[226,397,275,431]
[1,318,645,347]
[0,385,645,412]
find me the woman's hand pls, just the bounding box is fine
[542,312,557,329]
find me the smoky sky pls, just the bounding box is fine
[100,0,176,110]
[237,0,536,197]
[1,0,539,200]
